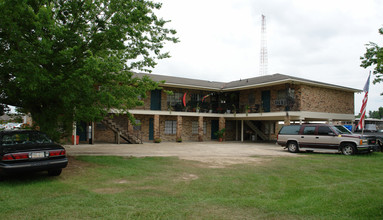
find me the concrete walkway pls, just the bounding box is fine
[65,141,298,167]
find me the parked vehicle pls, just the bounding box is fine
[0,130,68,180]
[352,128,383,152]
[4,123,23,130]
[277,124,377,155]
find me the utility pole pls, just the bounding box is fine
[260,14,268,76]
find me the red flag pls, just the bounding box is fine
[357,73,371,130]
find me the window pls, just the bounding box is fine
[248,93,255,105]
[317,126,333,135]
[303,126,316,135]
[192,121,207,134]
[276,89,295,105]
[277,89,286,100]
[191,94,202,102]
[165,121,177,134]
[288,88,295,98]
[167,92,183,107]
[133,120,141,131]
[279,125,301,135]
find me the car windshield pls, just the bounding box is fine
[1,132,53,146]
[333,126,352,134]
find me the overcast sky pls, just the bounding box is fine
[152,0,383,115]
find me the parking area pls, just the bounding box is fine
[65,141,300,167]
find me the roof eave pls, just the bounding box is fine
[222,79,360,93]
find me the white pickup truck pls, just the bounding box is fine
[277,124,377,155]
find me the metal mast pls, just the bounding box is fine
[260,14,268,76]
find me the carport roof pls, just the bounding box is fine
[133,72,360,92]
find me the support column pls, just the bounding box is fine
[154,114,160,141]
[241,120,244,142]
[128,115,134,132]
[219,116,225,141]
[177,115,182,141]
[90,122,95,144]
[284,112,291,125]
[274,121,279,135]
[235,121,239,141]
[198,116,203,142]
[116,131,121,144]
[73,122,77,146]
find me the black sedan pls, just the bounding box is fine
[0,130,68,180]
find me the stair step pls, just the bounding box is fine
[101,117,142,144]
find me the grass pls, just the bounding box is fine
[1,153,383,219]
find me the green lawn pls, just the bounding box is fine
[1,153,383,219]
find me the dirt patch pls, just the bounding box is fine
[179,173,199,181]
[66,142,300,169]
[181,156,273,168]
[113,179,130,184]
[60,156,97,179]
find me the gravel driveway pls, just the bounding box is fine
[65,141,299,167]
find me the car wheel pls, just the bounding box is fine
[48,169,62,176]
[342,144,356,155]
[287,141,299,153]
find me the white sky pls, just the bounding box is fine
[152,0,383,115]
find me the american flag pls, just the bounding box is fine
[357,73,371,130]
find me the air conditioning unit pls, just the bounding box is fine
[274,99,287,106]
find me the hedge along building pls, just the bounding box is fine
[88,73,359,144]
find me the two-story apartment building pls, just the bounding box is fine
[84,73,358,144]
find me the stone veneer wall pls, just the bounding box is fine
[299,85,354,114]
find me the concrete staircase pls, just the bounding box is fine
[245,121,268,141]
[101,118,142,144]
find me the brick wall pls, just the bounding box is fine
[300,85,354,114]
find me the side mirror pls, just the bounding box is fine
[328,132,336,136]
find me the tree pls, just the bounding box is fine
[368,107,383,119]
[0,0,178,140]
[361,27,383,93]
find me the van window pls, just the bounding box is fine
[303,126,316,135]
[279,125,301,135]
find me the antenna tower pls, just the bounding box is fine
[260,14,268,76]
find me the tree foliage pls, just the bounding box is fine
[0,0,178,139]
[361,27,383,92]
[369,107,383,119]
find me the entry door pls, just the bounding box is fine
[150,90,161,110]
[149,118,154,140]
[76,121,87,142]
[261,90,270,112]
[211,120,219,139]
